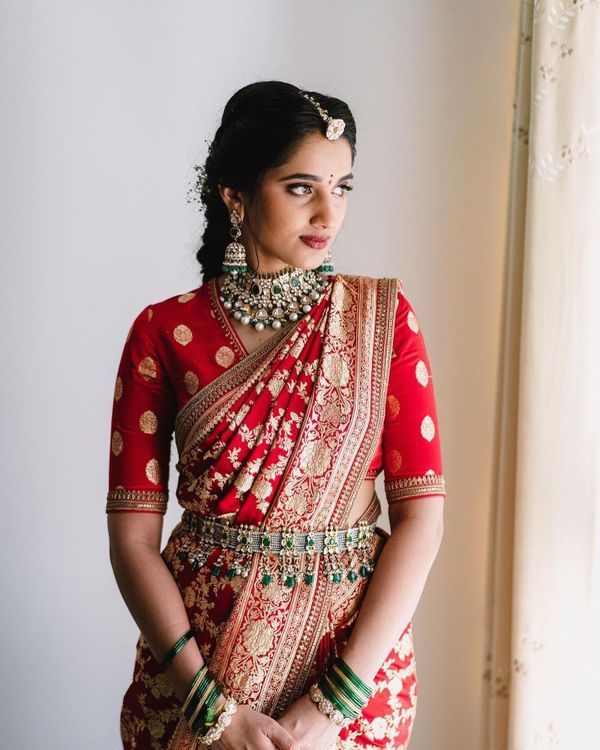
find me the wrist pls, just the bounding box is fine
[308,682,353,728]
[304,689,338,728]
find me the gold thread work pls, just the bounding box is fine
[385,473,446,504]
[105,488,168,514]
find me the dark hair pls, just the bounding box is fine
[193,80,357,282]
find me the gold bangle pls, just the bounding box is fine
[181,666,208,714]
[321,673,361,716]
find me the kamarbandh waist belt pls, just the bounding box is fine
[177,509,378,589]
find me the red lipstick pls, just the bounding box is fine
[300,235,330,249]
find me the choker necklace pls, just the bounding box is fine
[219,266,331,331]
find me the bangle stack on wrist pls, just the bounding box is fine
[181,664,238,746]
[159,630,238,747]
[309,654,373,727]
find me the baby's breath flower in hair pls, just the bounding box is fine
[186,138,214,208]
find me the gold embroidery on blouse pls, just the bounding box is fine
[215,345,235,368]
[173,324,193,345]
[139,410,158,434]
[386,394,400,419]
[147,307,153,321]
[114,376,123,401]
[407,310,419,333]
[145,458,161,484]
[364,467,380,479]
[385,474,446,503]
[105,488,167,514]
[138,356,157,379]
[178,292,196,303]
[420,415,435,441]
[415,360,429,387]
[183,371,199,395]
[111,430,123,456]
[390,449,403,473]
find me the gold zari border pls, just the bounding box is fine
[105,488,168,514]
[385,474,446,504]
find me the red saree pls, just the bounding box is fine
[106,273,446,749]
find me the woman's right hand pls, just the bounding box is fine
[210,702,302,750]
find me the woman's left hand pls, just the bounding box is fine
[276,691,342,750]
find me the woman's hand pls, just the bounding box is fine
[276,691,342,750]
[209,700,302,750]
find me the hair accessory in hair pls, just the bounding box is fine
[298,91,346,140]
[186,139,215,208]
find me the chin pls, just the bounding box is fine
[292,258,324,271]
[288,248,329,271]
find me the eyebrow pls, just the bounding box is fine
[277,172,354,183]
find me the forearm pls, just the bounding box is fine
[110,540,205,701]
[339,517,443,684]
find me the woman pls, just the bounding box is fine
[106,80,446,750]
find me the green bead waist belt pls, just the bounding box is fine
[176,509,378,588]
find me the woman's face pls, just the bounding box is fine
[241,130,354,274]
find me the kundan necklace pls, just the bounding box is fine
[218,266,330,331]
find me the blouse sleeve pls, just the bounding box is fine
[381,280,446,504]
[106,304,177,515]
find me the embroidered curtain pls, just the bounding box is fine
[484,2,600,747]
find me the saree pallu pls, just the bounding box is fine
[116,275,419,749]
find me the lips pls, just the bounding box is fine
[300,235,330,249]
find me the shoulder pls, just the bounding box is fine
[144,283,206,318]
[123,282,208,345]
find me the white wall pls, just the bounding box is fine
[0,2,518,747]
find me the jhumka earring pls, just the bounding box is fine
[221,209,247,275]
[316,247,334,274]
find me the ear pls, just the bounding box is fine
[217,184,245,219]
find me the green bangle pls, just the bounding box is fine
[182,666,208,714]
[191,684,222,734]
[184,674,213,722]
[319,675,359,719]
[158,629,194,671]
[333,655,372,698]
[330,664,370,707]
[324,670,365,711]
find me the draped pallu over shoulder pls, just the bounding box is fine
[167,275,398,747]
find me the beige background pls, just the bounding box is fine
[0,1,519,747]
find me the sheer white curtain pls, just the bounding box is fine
[484,2,600,747]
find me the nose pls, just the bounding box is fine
[311,193,337,229]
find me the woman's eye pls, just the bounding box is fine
[287,183,354,196]
[287,183,312,195]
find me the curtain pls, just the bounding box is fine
[484,2,600,747]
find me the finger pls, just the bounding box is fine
[263,722,303,750]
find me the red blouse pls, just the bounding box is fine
[106,277,446,514]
